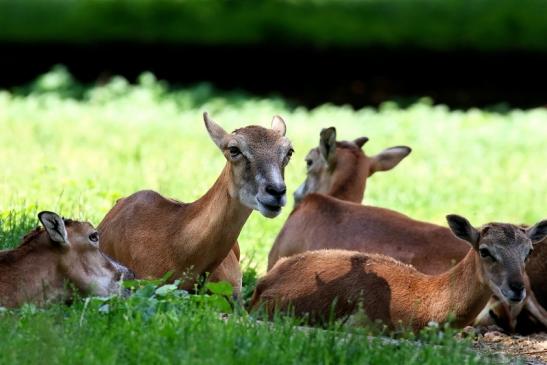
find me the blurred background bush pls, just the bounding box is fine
[2,0,547,108]
[2,0,547,50]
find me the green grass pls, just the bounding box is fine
[0,288,485,365]
[0,66,544,364]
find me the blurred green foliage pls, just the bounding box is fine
[2,0,547,50]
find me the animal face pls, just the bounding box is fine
[447,215,547,305]
[293,147,329,204]
[39,211,134,297]
[477,224,534,303]
[204,113,293,218]
[293,127,411,206]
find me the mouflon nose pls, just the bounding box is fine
[265,183,286,198]
[114,267,135,281]
[509,281,524,292]
[122,268,136,281]
[508,281,525,302]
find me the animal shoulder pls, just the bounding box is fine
[278,249,418,273]
[298,194,359,212]
[127,190,190,209]
[0,227,46,265]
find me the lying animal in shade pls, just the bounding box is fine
[0,211,133,307]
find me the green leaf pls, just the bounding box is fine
[122,279,141,289]
[205,281,233,297]
[155,284,178,297]
[159,271,174,283]
[208,296,232,313]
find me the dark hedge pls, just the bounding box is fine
[1,0,547,51]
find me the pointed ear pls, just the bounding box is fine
[271,116,286,136]
[354,136,369,148]
[203,112,228,149]
[38,211,69,246]
[446,214,479,248]
[319,127,337,166]
[526,220,547,245]
[370,146,411,175]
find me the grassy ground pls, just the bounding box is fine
[0,67,545,364]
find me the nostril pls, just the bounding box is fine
[123,269,136,281]
[266,184,286,197]
[509,281,524,292]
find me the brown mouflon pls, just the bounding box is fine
[254,216,547,332]
[99,113,293,295]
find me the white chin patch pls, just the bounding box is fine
[240,192,283,218]
[90,276,117,297]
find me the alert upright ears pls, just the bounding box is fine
[38,211,69,247]
[271,116,286,136]
[446,214,480,248]
[319,127,337,166]
[446,214,547,248]
[526,220,547,245]
[203,112,287,149]
[203,112,229,149]
[370,146,412,174]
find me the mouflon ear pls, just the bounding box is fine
[354,136,369,148]
[446,214,480,248]
[271,116,286,136]
[203,112,229,149]
[369,146,412,175]
[526,220,547,245]
[319,127,337,166]
[38,211,69,247]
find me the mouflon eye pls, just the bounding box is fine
[479,248,495,261]
[526,249,533,260]
[229,146,241,158]
[89,232,99,243]
[306,159,313,168]
[287,148,294,159]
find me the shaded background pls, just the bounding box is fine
[2,0,547,109]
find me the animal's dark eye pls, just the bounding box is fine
[306,159,313,168]
[229,146,241,158]
[287,148,294,158]
[526,249,533,260]
[89,232,99,243]
[479,248,495,261]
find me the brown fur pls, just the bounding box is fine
[255,249,489,331]
[99,116,292,293]
[313,141,370,203]
[270,132,414,271]
[524,238,547,308]
[208,243,242,296]
[253,221,542,332]
[268,194,469,273]
[271,129,546,332]
[0,217,130,307]
[99,172,249,291]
